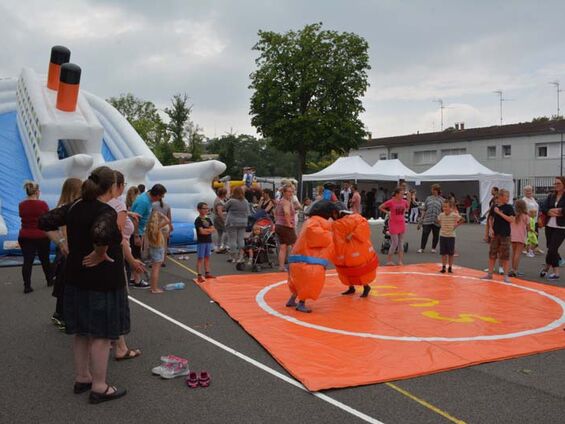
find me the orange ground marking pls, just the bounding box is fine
[197,263,565,391]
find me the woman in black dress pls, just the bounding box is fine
[39,166,129,404]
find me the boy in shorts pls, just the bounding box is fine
[437,200,464,273]
[482,189,515,283]
[195,202,216,283]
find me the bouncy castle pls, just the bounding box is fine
[0,46,226,254]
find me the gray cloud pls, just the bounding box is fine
[1,0,564,138]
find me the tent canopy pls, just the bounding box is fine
[303,156,418,182]
[358,159,418,181]
[417,154,512,181]
[415,154,514,217]
[302,156,373,181]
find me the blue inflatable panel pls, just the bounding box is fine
[0,111,33,252]
[101,139,116,162]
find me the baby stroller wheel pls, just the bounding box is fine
[403,242,409,253]
[252,264,261,272]
[235,262,245,271]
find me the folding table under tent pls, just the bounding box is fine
[415,154,514,217]
[302,156,374,182]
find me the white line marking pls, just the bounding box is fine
[128,295,385,424]
[256,272,565,342]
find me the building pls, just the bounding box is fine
[350,120,565,196]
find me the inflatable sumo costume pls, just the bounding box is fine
[332,206,378,298]
[286,200,336,313]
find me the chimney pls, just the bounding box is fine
[56,63,81,112]
[455,123,460,130]
[47,46,71,91]
[460,122,465,130]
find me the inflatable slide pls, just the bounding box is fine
[0,46,226,254]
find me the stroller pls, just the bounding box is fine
[380,215,409,254]
[236,213,277,272]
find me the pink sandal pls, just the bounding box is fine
[198,371,211,387]
[186,371,198,388]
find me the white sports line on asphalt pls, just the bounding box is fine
[128,295,385,424]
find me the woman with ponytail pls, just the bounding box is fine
[18,181,51,294]
[39,166,128,404]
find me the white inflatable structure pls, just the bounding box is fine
[0,65,225,252]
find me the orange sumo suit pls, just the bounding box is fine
[286,215,334,311]
[332,213,378,294]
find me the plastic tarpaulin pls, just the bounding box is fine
[198,264,565,391]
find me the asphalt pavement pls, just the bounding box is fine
[1,223,565,424]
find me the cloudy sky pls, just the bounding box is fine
[1,0,564,139]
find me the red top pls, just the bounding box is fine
[19,199,49,239]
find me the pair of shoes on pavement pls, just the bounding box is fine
[152,355,190,379]
[186,371,211,388]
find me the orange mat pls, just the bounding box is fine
[199,264,565,391]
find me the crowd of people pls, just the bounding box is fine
[13,165,565,404]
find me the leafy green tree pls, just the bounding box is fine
[165,93,192,152]
[249,22,371,190]
[107,93,163,149]
[186,120,204,162]
[107,93,175,164]
[207,134,298,178]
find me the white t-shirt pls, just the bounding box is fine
[522,196,539,215]
[108,197,134,240]
[547,198,565,229]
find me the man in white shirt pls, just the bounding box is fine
[340,182,352,209]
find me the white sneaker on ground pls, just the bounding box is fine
[417,249,423,253]
[431,249,437,253]
[498,267,504,275]
[159,362,190,379]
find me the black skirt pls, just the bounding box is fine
[64,284,130,340]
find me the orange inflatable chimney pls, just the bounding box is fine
[56,63,81,112]
[47,46,71,91]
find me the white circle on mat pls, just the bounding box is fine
[255,272,565,342]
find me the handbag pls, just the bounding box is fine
[538,212,548,229]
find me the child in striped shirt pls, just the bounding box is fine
[437,200,464,273]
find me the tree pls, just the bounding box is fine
[107,93,163,149]
[107,93,175,165]
[207,134,298,178]
[165,93,192,152]
[185,120,204,162]
[249,22,371,193]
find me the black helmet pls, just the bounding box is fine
[333,201,353,218]
[306,199,336,219]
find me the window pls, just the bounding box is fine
[379,153,387,160]
[390,152,398,159]
[502,145,511,157]
[537,145,548,158]
[414,150,437,165]
[441,148,466,157]
[487,146,496,159]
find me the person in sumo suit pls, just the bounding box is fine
[285,200,337,313]
[332,203,378,298]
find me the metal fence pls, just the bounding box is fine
[514,177,555,201]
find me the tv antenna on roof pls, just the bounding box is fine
[493,90,513,126]
[433,99,445,131]
[549,81,562,118]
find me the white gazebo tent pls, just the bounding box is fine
[302,156,374,181]
[359,158,419,181]
[415,154,514,217]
